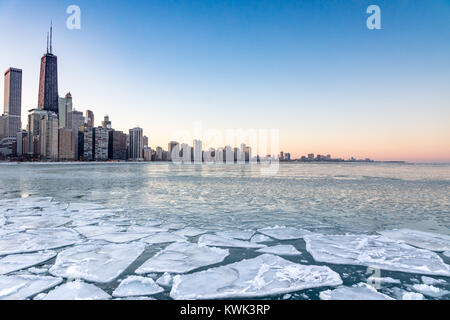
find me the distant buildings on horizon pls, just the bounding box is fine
[0,25,375,164]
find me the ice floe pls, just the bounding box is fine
[0,228,80,256]
[156,273,173,287]
[215,230,255,241]
[402,291,424,300]
[421,276,446,286]
[141,232,187,245]
[367,276,400,285]
[198,234,265,248]
[412,283,449,298]
[75,225,125,238]
[304,234,450,276]
[257,245,302,256]
[319,283,394,300]
[379,229,450,252]
[136,242,229,274]
[44,281,111,300]
[127,225,167,234]
[174,227,207,237]
[257,226,313,240]
[443,251,450,258]
[0,251,56,275]
[7,216,72,230]
[90,232,152,244]
[49,243,145,283]
[0,275,62,300]
[251,234,272,243]
[112,276,164,297]
[170,254,342,300]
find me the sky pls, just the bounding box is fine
[0,0,449,162]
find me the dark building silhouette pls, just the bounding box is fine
[38,23,59,114]
[108,130,127,160]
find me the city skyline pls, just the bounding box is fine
[0,0,449,162]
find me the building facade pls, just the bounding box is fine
[93,126,109,161]
[108,130,127,160]
[58,128,75,161]
[39,111,59,160]
[129,127,144,161]
[38,27,59,114]
[3,68,22,138]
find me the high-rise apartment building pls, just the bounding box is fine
[129,127,144,161]
[193,139,202,164]
[94,126,109,161]
[86,110,95,127]
[39,111,59,160]
[58,128,75,161]
[108,130,127,160]
[79,126,94,161]
[58,93,72,128]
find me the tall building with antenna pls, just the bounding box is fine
[38,22,59,114]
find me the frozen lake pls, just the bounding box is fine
[0,162,449,300]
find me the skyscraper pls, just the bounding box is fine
[58,93,72,128]
[129,127,144,161]
[86,110,94,127]
[38,24,59,114]
[94,126,109,161]
[3,68,22,138]
[101,115,111,129]
[193,139,202,164]
[108,130,127,160]
[39,111,59,160]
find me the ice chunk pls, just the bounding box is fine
[28,267,49,275]
[319,283,394,300]
[443,251,450,258]
[412,283,449,298]
[421,276,446,286]
[170,254,342,300]
[75,225,125,238]
[0,216,5,226]
[215,230,255,241]
[0,228,80,256]
[0,275,62,300]
[258,226,313,240]
[49,243,145,283]
[0,251,56,275]
[7,216,72,230]
[379,229,450,252]
[251,234,272,243]
[257,245,302,256]
[402,291,424,300]
[304,234,450,276]
[367,276,401,285]
[141,232,187,245]
[44,281,111,300]
[112,276,164,297]
[156,273,173,287]
[198,234,265,248]
[90,232,152,244]
[136,242,229,274]
[174,227,207,237]
[127,225,167,234]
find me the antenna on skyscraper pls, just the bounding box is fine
[50,21,53,54]
[46,32,49,54]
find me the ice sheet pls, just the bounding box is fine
[141,232,187,245]
[0,251,56,275]
[412,283,449,298]
[170,254,342,299]
[379,229,450,252]
[257,245,302,256]
[174,227,207,237]
[0,275,62,300]
[90,232,151,243]
[251,234,272,243]
[304,234,450,276]
[7,216,72,230]
[258,226,313,240]
[198,234,265,248]
[112,276,164,297]
[136,242,229,274]
[0,228,80,256]
[49,243,145,283]
[44,281,111,300]
[319,283,394,300]
[215,230,255,241]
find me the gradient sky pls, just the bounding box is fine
[1,0,449,162]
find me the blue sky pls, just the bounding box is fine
[1,0,449,161]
